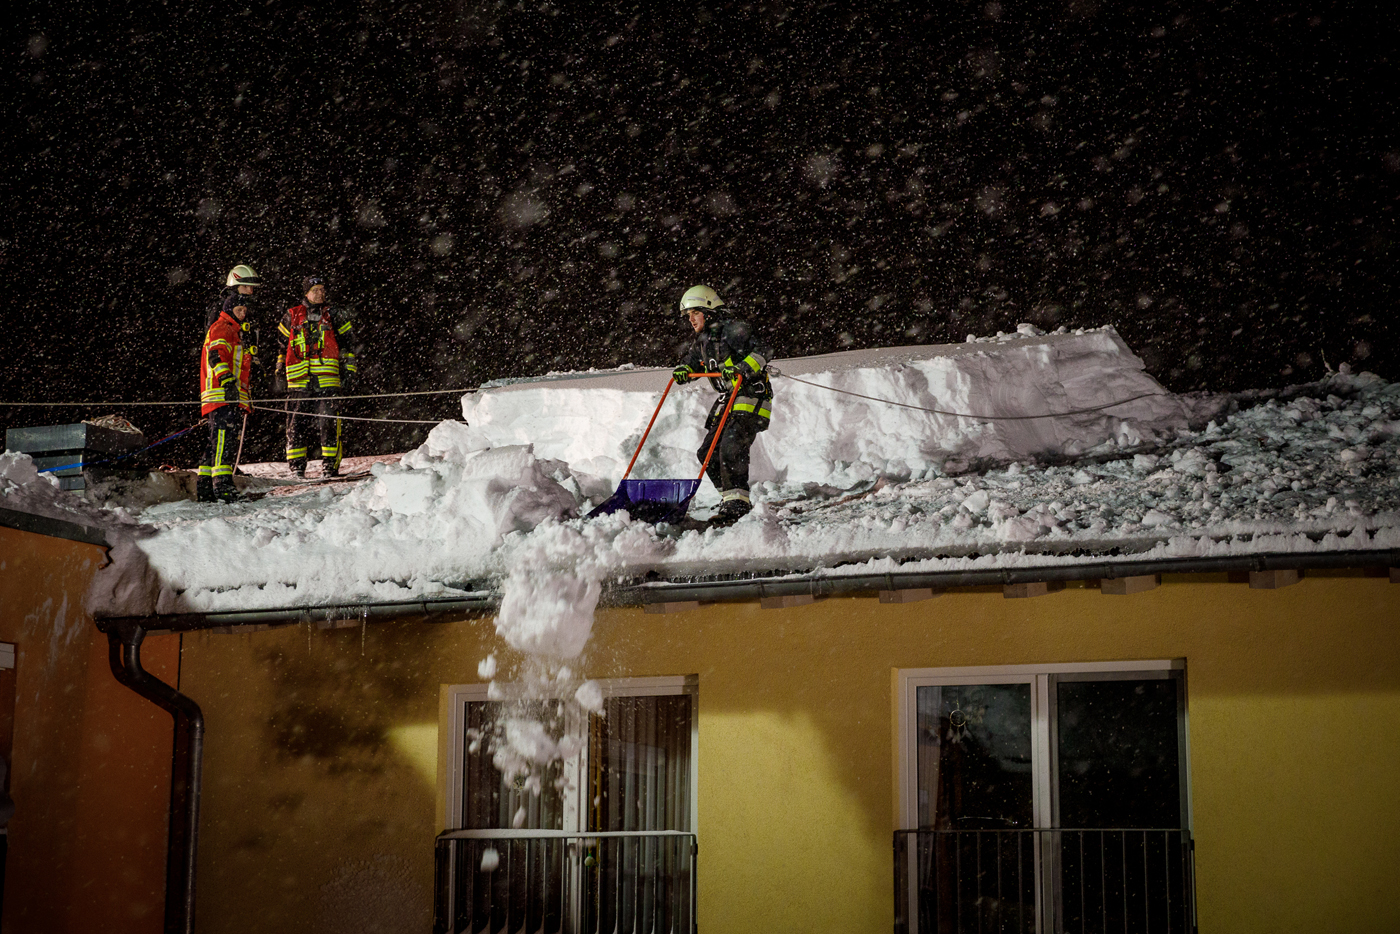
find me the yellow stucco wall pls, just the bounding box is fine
[0,524,180,934]
[181,573,1400,934]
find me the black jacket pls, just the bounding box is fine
[677,317,774,426]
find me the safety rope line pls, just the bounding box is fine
[0,387,479,407]
[772,370,1169,422]
[43,419,209,473]
[4,373,1168,424]
[251,405,442,425]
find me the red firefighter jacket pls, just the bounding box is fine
[200,310,252,415]
[278,303,357,390]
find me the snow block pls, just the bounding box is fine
[462,328,1188,489]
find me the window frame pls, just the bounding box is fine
[894,660,1191,834]
[442,675,699,836]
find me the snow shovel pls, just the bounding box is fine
[587,373,743,524]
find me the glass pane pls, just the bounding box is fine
[586,694,695,934]
[461,700,565,830]
[591,693,693,832]
[1055,677,1182,829]
[915,683,1034,829]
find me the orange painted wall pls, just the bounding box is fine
[0,524,180,934]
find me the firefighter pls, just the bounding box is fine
[276,275,360,477]
[197,264,260,503]
[670,284,774,527]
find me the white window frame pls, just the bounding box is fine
[895,660,1192,833]
[895,660,1190,934]
[442,675,699,836]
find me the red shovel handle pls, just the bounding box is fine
[621,378,673,481]
[621,373,727,481]
[697,374,742,482]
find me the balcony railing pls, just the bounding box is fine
[434,829,697,934]
[894,829,1196,934]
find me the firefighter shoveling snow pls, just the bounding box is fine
[0,324,1392,623]
[7,323,1399,793]
[464,324,1196,488]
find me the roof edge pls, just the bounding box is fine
[91,549,1399,633]
[0,505,109,549]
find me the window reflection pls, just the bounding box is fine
[916,683,1033,829]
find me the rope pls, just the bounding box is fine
[42,419,208,473]
[0,387,479,407]
[773,370,1169,421]
[252,405,442,425]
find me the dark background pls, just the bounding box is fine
[3,0,1397,465]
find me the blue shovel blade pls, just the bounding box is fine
[587,478,701,523]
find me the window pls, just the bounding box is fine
[437,677,697,934]
[895,662,1194,934]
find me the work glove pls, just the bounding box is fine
[221,376,240,402]
[273,370,286,393]
[672,364,693,385]
[721,361,742,384]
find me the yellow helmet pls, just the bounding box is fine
[679,284,723,314]
[225,264,263,287]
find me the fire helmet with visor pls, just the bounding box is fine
[678,284,723,315]
[225,264,263,288]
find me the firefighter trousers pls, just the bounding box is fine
[199,405,246,490]
[696,410,760,497]
[285,389,342,472]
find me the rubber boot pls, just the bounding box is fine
[196,475,215,503]
[709,495,753,528]
[213,481,243,504]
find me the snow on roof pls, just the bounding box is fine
[2,326,1398,630]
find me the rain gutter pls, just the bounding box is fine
[90,550,1399,632]
[94,594,498,633]
[616,548,1400,604]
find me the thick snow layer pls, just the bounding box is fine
[9,327,1398,785]
[2,327,1397,625]
[464,326,1197,488]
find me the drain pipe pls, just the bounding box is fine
[105,621,203,934]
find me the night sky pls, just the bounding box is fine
[4,1,1397,465]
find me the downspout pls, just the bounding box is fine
[106,621,203,934]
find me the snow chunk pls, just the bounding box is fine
[465,327,1189,490]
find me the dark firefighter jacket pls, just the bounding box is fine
[200,310,252,415]
[677,317,774,429]
[278,303,360,391]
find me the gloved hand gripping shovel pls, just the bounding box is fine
[587,373,742,523]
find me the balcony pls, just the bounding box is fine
[894,829,1196,934]
[434,829,697,934]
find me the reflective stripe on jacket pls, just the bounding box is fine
[279,304,357,390]
[679,317,775,429]
[200,311,252,415]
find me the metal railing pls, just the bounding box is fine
[894,829,1196,934]
[434,829,697,934]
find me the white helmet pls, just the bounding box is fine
[679,284,723,314]
[225,264,263,287]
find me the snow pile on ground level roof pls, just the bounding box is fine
[465,325,1201,489]
[3,326,1397,622]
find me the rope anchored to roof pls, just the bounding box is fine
[771,368,1169,422]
